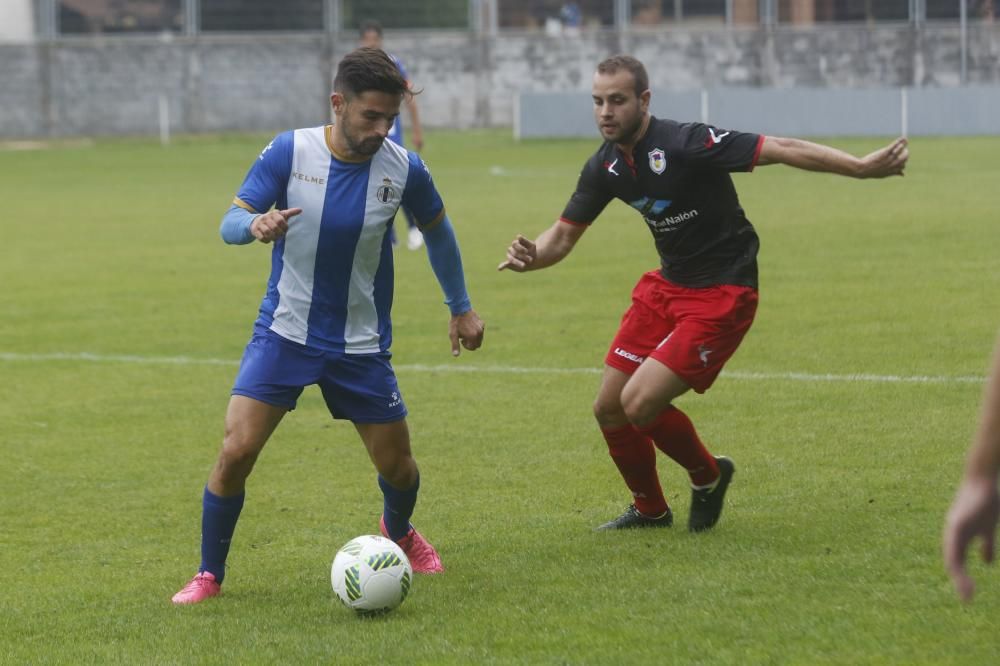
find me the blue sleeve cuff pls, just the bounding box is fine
[220,205,257,245]
[422,215,472,316]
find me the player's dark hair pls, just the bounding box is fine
[596,55,649,96]
[334,47,412,100]
[359,19,383,38]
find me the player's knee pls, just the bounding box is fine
[593,396,627,427]
[219,427,263,471]
[378,455,417,489]
[621,392,661,428]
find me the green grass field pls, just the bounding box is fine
[2,129,999,664]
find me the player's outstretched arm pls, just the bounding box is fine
[498,220,587,272]
[756,136,908,179]
[944,334,1000,602]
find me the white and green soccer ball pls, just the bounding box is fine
[331,535,412,615]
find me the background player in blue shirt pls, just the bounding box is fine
[173,47,485,605]
[499,54,907,534]
[360,19,426,251]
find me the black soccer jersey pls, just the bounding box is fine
[560,116,765,288]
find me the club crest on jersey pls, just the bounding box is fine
[376,178,396,204]
[648,148,666,175]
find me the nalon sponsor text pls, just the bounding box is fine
[647,208,699,232]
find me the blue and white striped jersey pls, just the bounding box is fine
[232,125,444,354]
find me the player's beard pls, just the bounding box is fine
[345,130,385,157]
[341,116,385,157]
[604,111,644,145]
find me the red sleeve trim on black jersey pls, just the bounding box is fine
[558,216,589,227]
[749,134,766,172]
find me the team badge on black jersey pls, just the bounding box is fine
[648,148,666,174]
[376,177,396,203]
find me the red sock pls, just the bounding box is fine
[637,406,720,487]
[601,424,669,516]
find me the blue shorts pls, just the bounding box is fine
[232,326,407,424]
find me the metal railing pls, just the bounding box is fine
[30,0,996,38]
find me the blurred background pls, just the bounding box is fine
[1,0,998,138]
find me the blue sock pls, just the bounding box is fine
[403,207,418,231]
[379,474,419,541]
[199,487,245,585]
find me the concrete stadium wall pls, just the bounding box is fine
[0,0,35,43]
[2,23,999,138]
[517,86,1000,138]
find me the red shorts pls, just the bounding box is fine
[604,270,758,393]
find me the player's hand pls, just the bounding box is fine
[449,310,484,357]
[412,133,424,152]
[858,137,908,178]
[251,207,302,243]
[497,234,537,272]
[943,474,1000,602]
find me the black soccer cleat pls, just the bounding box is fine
[596,504,674,530]
[688,456,735,532]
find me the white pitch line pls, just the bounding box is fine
[0,351,238,366]
[723,370,983,385]
[0,351,985,385]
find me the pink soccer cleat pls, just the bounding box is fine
[171,571,221,605]
[380,516,444,574]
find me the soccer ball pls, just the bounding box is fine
[331,535,412,615]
